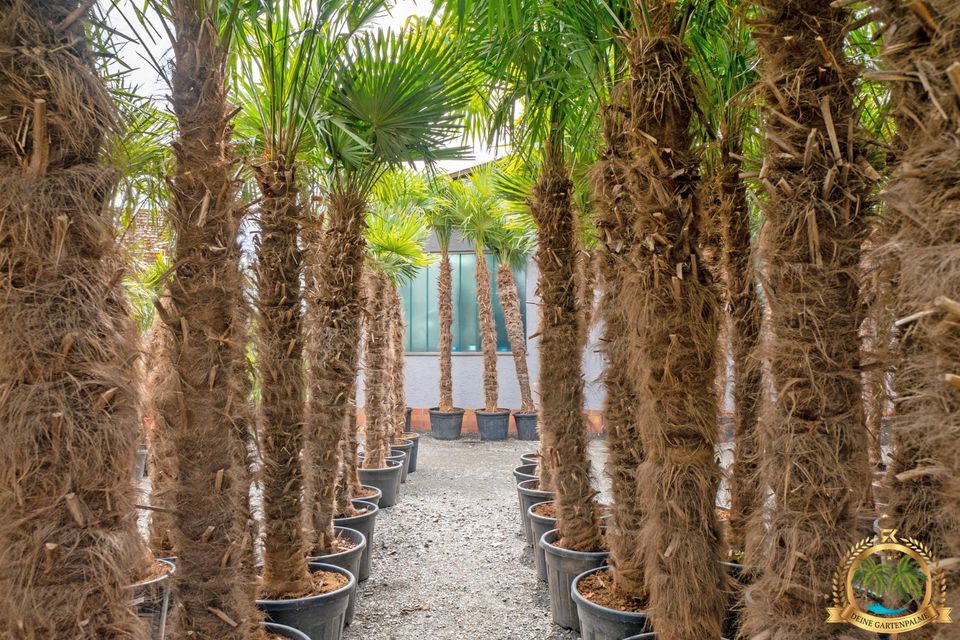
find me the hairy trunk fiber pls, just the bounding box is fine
[252,165,310,598]
[438,245,455,412]
[744,2,873,638]
[531,146,603,552]
[620,8,726,637]
[152,3,258,637]
[475,246,499,412]
[592,96,647,599]
[576,248,598,345]
[872,0,960,566]
[713,139,763,557]
[363,270,391,469]
[305,191,366,555]
[145,311,177,557]
[0,3,149,637]
[388,286,408,440]
[497,263,534,413]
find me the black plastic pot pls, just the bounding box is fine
[357,484,382,507]
[541,528,609,631]
[257,562,355,640]
[476,408,510,441]
[517,478,554,545]
[128,558,175,639]
[529,502,557,581]
[309,527,366,626]
[390,440,413,482]
[623,635,730,640]
[572,566,649,639]
[262,621,311,640]
[360,451,406,485]
[403,432,420,473]
[429,407,465,440]
[334,500,378,582]
[357,460,403,508]
[520,452,540,465]
[514,412,539,441]
[404,406,413,432]
[513,463,538,485]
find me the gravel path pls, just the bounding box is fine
[343,436,607,640]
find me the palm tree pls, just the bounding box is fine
[305,20,475,552]
[743,1,875,638]
[870,0,959,565]
[361,267,393,468]
[425,181,460,415]
[0,2,149,636]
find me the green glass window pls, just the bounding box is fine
[400,253,526,353]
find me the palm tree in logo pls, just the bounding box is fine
[854,553,926,616]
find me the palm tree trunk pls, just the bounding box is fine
[252,165,310,598]
[438,244,455,412]
[577,248,598,345]
[145,310,177,557]
[362,270,391,469]
[475,246,499,412]
[388,286,408,441]
[872,0,959,563]
[592,98,647,599]
[496,263,534,413]
[305,190,366,555]
[714,138,763,557]
[0,3,149,637]
[531,142,603,552]
[744,2,873,638]
[618,6,727,637]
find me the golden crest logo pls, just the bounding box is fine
[826,529,952,634]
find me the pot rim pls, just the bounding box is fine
[475,408,511,416]
[334,499,379,524]
[356,460,403,472]
[262,621,311,640]
[517,478,553,498]
[128,557,176,590]
[570,565,648,620]
[428,407,466,415]
[540,528,608,560]
[528,500,557,525]
[307,526,366,563]
[256,562,355,607]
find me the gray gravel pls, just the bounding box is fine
[343,436,608,640]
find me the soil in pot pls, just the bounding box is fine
[512,463,539,485]
[128,558,175,640]
[476,408,510,441]
[356,484,382,506]
[514,412,539,441]
[257,562,355,640]
[400,432,420,473]
[529,501,557,582]
[572,567,649,640]
[429,407,465,440]
[624,635,730,640]
[517,478,554,545]
[541,528,609,631]
[308,527,366,626]
[334,500,378,582]
[357,460,403,508]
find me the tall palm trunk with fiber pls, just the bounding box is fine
[362,270,391,469]
[713,137,762,556]
[872,0,960,564]
[306,191,367,552]
[496,263,534,413]
[617,4,727,637]
[531,142,603,551]
[0,2,148,637]
[152,2,258,636]
[744,2,873,638]
[145,310,177,557]
[437,244,455,412]
[475,246,499,412]
[592,94,647,598]
[389,285,408,439]
[252,163,311,597]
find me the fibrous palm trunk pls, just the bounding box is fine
[531,143,603,551]
[475,246,499,412]
[362,270,391,469]
[306,191,367,552]
[592,95,647,598]
[145,309,177,557]
[496,263,534,413]
[0,3,149,637]
[744,2,873,638]
[388,285,408,440]
[872,0,960,568]
[619,7,726,637]
[154,2,258,636]
[713,138,763,557]
[252,164,310,598]
[437,244,455,412]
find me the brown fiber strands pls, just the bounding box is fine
[616,4,726,638]
[437,244,455,412]
[362,269,392,469]
[744,2,875,639]
[531,148,603,552]
[871,0,960,611]
[475,244,499,412]
[306,191,367,551]
[0,2,148,637]
[160,3,258,637]
[389,285,408,440]
[497,262,535,413]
